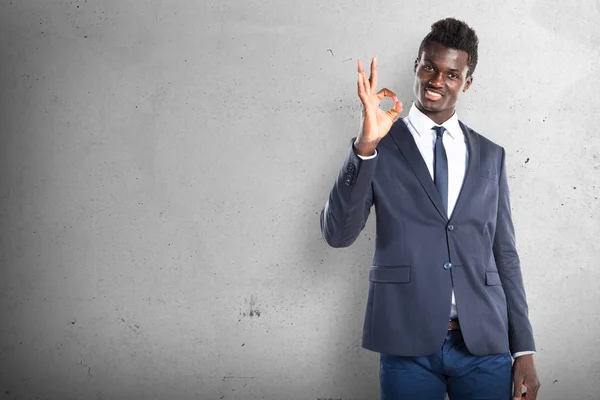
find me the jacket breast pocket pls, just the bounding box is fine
[480,168,498,181]
[485,271,502,286]
[369,266,411,283]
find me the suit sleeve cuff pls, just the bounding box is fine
[512,351,535,358]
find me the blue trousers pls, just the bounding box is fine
[380,329,512,400]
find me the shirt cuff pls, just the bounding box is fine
[356,149,377,160]
[512,351,536,358]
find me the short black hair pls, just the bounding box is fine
[417,18,479,77]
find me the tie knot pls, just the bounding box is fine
[433,126,446,138]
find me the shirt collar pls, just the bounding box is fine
[407,103,462,140]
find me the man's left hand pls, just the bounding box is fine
[512,354,540,399]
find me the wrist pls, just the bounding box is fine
[514,354,534,362]
[353,138,378,157]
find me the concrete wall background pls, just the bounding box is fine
[1,0,599,399]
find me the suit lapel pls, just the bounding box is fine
[449,121,479,221]
[388,119,448,221]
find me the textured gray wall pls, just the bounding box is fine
[1,0,599,399]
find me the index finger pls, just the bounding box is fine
[376,88,399,103]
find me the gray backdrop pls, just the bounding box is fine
[1,0,599,399]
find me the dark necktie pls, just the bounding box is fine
[433,126,448,213]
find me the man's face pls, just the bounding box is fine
[413,41,473,121]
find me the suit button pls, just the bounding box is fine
[443,262,452,270]
[447,225,454,231]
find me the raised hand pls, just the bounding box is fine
[355,57,403,156]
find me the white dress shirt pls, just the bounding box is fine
[356,103,534,358]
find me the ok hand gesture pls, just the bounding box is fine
[355,57,403,156]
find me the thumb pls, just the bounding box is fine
[385,100,403,121]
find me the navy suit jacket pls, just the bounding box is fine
[320,118,535,357]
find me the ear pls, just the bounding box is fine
[414,58,419,73]
[463,75,473,92]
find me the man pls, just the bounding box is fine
[320,18,540,399]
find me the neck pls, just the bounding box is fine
[415,103,455,125]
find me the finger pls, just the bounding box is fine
[524,381,539,399]
[357,72,367,102]
[377,88,399,101]
[386,100,403,121]
[359,59,370,94]
[512,378,524,400]
[357,60,369,97]
[370,57,378,95]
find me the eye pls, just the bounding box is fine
[423,64,434,71]
[448,73,459,79]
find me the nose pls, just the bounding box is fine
[428,71,444,87]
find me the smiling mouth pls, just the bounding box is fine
[424,88,443,101]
